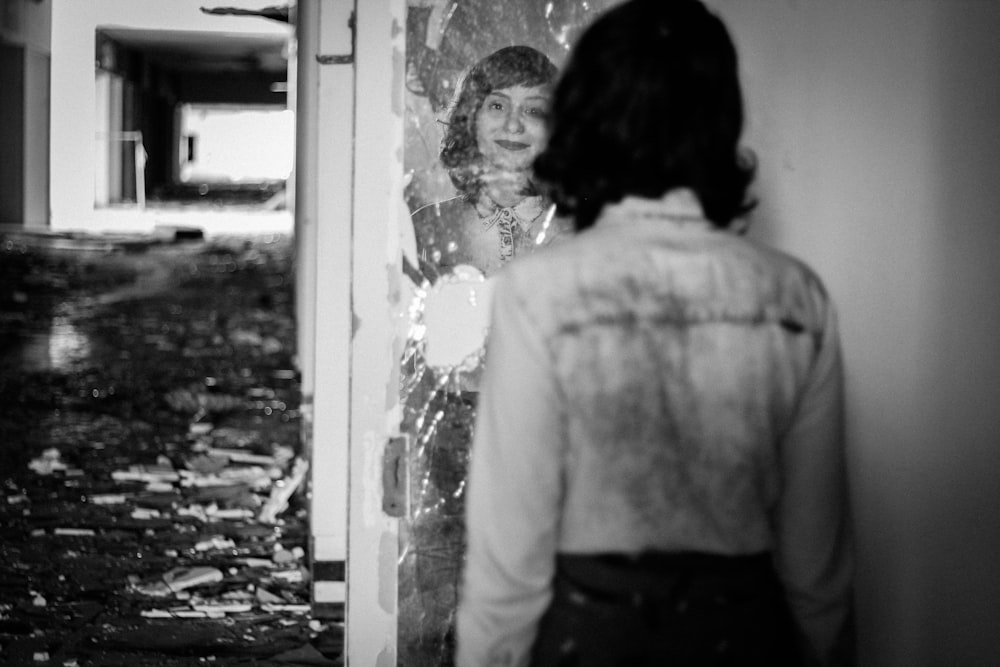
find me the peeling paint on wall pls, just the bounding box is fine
[376,645,396,667]
[392,45,405,116]
[379,529,398,614]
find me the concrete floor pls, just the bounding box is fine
[0,226,341,665]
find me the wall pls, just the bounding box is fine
[0,0,50,227]
[0,43,27,223]
[0,0,50,50]
[22,43,50,226]
[709,1,1000,664]
[49,0,289,230]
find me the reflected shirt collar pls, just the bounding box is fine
[476,193,546,230]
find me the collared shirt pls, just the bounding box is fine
[411,194,563,281]
[457,190,853,667]
[474,192,547,229]
[476,195,547,265]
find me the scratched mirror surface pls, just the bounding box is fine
[397,2,600,664]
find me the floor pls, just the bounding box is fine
[0,225,342,666]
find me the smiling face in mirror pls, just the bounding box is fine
[475,84,550,175]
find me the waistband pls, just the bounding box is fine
[556,551,775,600]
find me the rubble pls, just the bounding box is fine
[0,233,342,665]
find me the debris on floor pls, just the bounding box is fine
[0,231,343,665]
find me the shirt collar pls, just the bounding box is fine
[475,193,546,229]
[598,188,710,229]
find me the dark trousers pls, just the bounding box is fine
[530,552,801,667]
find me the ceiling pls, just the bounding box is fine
[98,27,289,74]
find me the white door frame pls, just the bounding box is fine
[298,0,404,662]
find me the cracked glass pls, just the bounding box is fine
[397,2,600,664]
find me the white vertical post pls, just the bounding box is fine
[294,0,318,411]
[300,0,405,658]
[299,0,355,614]
[108,75,123,203]
[348,0,405,663]
[134,132,145,209]
[94,71,111,207]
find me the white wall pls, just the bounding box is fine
[49,0,289,230]
[710,2,1000,664]
[179,106,294,183]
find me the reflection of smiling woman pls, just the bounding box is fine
[399,46,566,667]
[411,46,568,282]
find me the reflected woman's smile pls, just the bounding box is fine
[494,139,531,151]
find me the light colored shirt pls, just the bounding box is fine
[412,193,560,280]
[457,190,853,667]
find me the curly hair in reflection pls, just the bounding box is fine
[440,45,558,199]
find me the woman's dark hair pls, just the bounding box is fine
[440,45,558,198]
[533,0,756,230]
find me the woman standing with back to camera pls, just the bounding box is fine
[457,1,855,666]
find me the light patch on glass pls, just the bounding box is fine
[420,265,493,370]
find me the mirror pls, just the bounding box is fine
[396,1,603,664]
